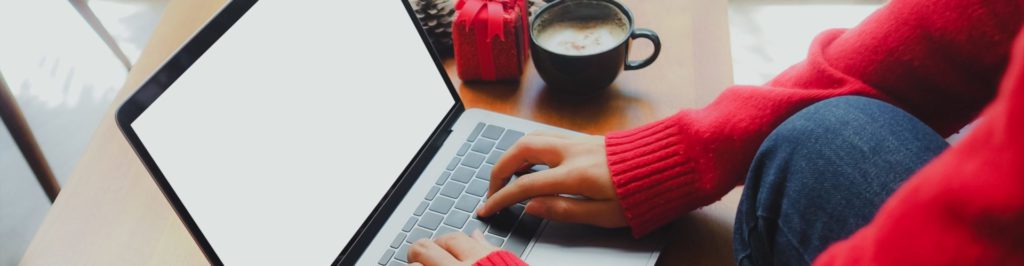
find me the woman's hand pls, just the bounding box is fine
[476,131,627,228]
[408,231,498,266]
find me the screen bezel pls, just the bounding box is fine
[114,0,465,264]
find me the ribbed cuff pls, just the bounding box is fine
[606,115,701,237]
[473,250,528,266]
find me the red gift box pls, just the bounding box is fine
[453,0,529,81]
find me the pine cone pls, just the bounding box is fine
[415,0,456,57]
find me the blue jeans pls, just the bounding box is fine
[733,96,949,265]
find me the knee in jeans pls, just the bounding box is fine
[760,96,901,155]
[743,95,904,225]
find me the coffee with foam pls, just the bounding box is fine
[529,0,661,91]
[534,4,629,56]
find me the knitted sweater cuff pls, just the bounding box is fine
[605,115,702,238]
[473,250,528,266]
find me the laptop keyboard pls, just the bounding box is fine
[377,123,543,266]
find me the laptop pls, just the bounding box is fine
[115,0,663,265]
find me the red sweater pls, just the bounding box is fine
[476,0,1024,264]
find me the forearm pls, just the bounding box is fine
[783,0,1023,135]
[608,0,1023,237]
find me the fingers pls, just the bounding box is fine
[489,135,566,198]
[470,230,491,246]
[408,239,460,266]
[435,232,496,261]
[524,196,628,228]
[479,169,585,216]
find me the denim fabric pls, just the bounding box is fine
[733,96,949,266]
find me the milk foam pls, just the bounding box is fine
[536,18,628,56]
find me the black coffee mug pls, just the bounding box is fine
[530,0,661,92]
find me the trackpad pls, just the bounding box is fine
[524,221,663,266]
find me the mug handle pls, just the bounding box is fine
[625,28,661,70]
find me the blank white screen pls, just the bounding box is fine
[131,1,455,265]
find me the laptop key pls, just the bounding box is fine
[434,226,458,240]
[390,233,406,249]
[440,182,466,199]
[461,152,485,169]
[466,179,487,197]
[484,234,505,247]
[475,165,492,181]
[454,196,480,213]
[482,125,504,140]
[414,201,428,216]
[451,167,474,184]
[425,187,440,201]
[429,196,456,214]
[457,143,471,156]
[395,244,411,262]
[496,130,525,150]
[486,151,503,165]
[446,157,460,171]
[436,172,450,186]
[505,214,543,257]
[402,217,417,232]
[509,203,525,217]
[471,138,496,154]
[467,123,485,142]
[530,164,550,172]
[419,211,444,230]
[388,261,406,266]
[482,213,515,237]
[379,249,396,265]
[463,219,486,235]
[444,210,471,228]
[407,227,433,243]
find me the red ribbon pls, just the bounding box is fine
[456,0,528,80]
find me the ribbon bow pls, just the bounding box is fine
[455,0,524,42]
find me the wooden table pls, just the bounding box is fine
[21,0,738,265]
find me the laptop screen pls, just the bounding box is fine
[131,1,455,264]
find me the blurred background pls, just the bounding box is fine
[0,0,882,264]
